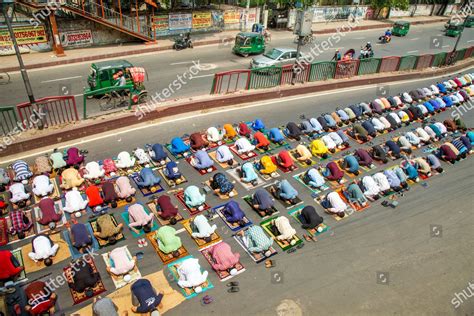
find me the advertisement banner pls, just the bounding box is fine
[0,25,48,46]
[224,10,240,24]
[169,13,192,31]
[152,14,169,35]
[59,30,93,47]
[192,12,212,29]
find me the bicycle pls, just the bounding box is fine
[294,34,314,45]
[99,90,130,111]
[0,72,10,85]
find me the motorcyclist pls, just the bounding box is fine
[383,29,392,43]
[332,49,342,61]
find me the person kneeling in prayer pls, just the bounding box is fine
[223,200,247,227]
[303,168,326,189]
[299,205,324,231]
[184,186,206,211]
[208,242,240,275]
[272,216,298,245]
[190,214,217,243]
[156,226,182,257]
[209,172,235,197]
[93,213,124,245]
[106,246,137,276]
[69,258,101,297]
[239,225,274,256]
[177,257,208,293]
[252,189,275,217]
[128,203,154,234]
[320,191,347,218]
[155,195,179,224]
[28,234,59,267]
[271,179,298,205]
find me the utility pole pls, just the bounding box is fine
[292,9,313,85]
[453,12,468,52]
[1,0,43,129]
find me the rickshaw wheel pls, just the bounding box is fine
[242,53,249,58]
[99,94,115,111]
[138,93,148,104]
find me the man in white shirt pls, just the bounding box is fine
[321,134,337,152]
[63,188,89,213]
[28,234,59,266]
[324,191,347,217]
[207,127,224,143]
[372,173,391,195]
[371,117,386,132]
[235,137,255,154]
[190,215,217,242]
[216,145,234,166]
[362,176,381,201]
[32,175,54,197]
[177,257,208,291]
[273,216,297,244]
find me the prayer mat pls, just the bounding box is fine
[200,246,245,282]
[208,150,239,169]
[149,157,172,169]
[33,178,60,204]
[64,255,106,304]
[317,166,347,189]
[121,204,159,238]
[0,218,7,246]
[213,204,252,232]
[20,232,71,274]
[130,172,165,197]
[146,199,184,226]
[264,183,303,210]
[260,217,303,251]
[313,197,352,221]
[229,144,258,160]
[101,247,142,289]
[233,229,277,263]
[288,206,330,236]
[167,255,214,299]
[203,180,238,200]
[112,159,143,177]
[116,196,136,209]
[265,130,289,149]
[288,149,316,168]
[226,167,265,190]
[157,168,188,188]
[146,232,188,264]
[62,225,99,260]
[335,159,358,179]
[292,172,330,195]
[360,163,377,172]
[174,189,210,216]
[182,218,222,250]
[243,195,279,218]
[33,200,67,234]
[6,209,36,244]
[165,143,191,160]
[271,156,298,174]
[89,215,125,248]
[73,270,185,316]
[337,189,370,212]
[12,248,27,281]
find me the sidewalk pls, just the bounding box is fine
[0,15,448,72]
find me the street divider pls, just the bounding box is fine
[211,46,474,94]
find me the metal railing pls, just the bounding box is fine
[211,47,474,94]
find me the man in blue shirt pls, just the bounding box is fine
[362,120,377,137]
[147,143,168,164]
[223,200,246,227]
[268,128,285,144]
[252,189,275,216]
[303,168,326,188]
[271,180,298,205]
[240,162,258,185]
[341,155,360,175]
[190,150,214,171]
[170,137,190,155]
[385,140,401,159]
[131,279,164,314]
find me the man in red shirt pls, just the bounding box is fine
[0,250,24,282]
[86,185,104,209]
[253,132,270,151]
[276,150,296,171]
[37,197,63,228]
[238,122,252,137]
[155,195,178,225]
[24,281,57,315]
[322,161,344,183]
[190,132,208,151]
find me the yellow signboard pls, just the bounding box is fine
[0,26,48,46]
[224,10,240,24]
[192,12,212,29]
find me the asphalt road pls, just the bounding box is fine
[1,22,474,118]
[1,68,473,315]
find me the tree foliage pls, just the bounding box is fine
[370,0,409,11]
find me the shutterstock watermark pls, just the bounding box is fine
[450,1,474,25]
[134,60,202,120]
[451,280,474,309]
[0,108,47,152]
[28,249,99,306]
[451,99,474,120]
[29,0,61,28]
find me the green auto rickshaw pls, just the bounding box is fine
[85,60,148,109]
[233,32,265,57]
[446,23,464,37]
[392,21,410,36]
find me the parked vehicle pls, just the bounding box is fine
[446,23,464,37]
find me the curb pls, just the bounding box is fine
[0,58,471,159]
[0,18,448,73]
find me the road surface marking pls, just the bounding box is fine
[410,37,420,41]
[354,37,365,40]
[170,61,194,65]
[406,50,419,54]
[192,74,215,79]
[442,45,450,48]
[468,40,474,43]
[41,76,82,83]
[3,64,472,164]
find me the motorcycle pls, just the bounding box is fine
[378,34,392,44]
[173,33,193,50]
[358,48,374,59]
